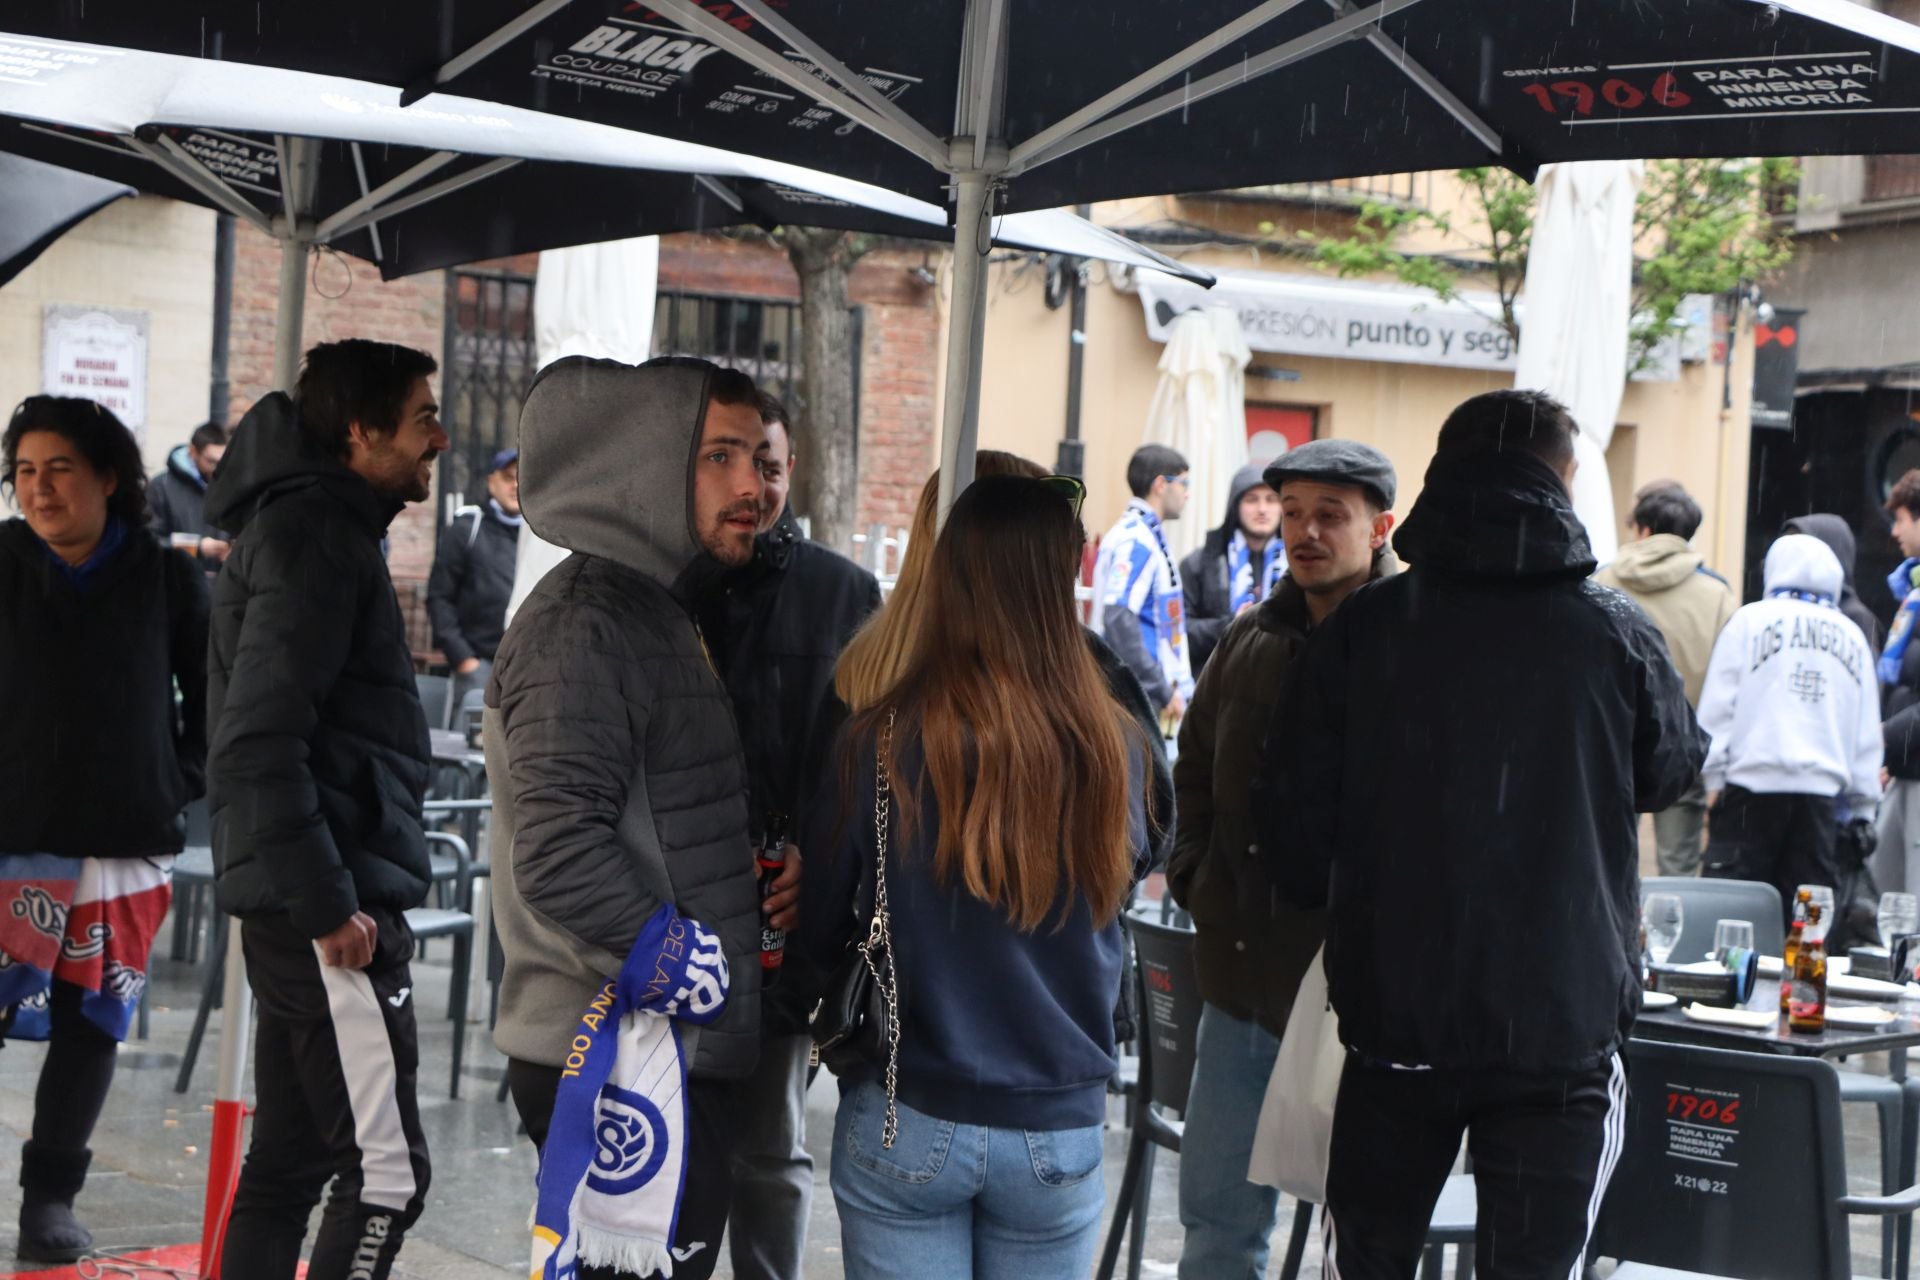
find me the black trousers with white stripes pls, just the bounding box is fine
[224,906,431,1280]
[1321,1051,1626,1280]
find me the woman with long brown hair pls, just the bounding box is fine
[835,451,1172,861]
[800,473,1152,1280]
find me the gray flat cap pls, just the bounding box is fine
[1264,439,1397,510]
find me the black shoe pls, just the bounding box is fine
[17,1141,93,1263]
[16,1198,92,1264]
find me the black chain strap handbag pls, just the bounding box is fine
[810,710,906,1147]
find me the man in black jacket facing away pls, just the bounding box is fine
[1256,391,1704,1278]
[206,339,446,1280]
[698,392,881,1280]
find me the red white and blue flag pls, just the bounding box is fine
[0,853,173,1042]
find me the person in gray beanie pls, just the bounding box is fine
[1167,437,1397,1280]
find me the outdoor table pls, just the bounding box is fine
[429,729,488,801]
[1633,979,1920,1274]
[1633,978,1920,1063]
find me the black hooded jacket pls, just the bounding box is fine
[204,393,431,937]
[0,521,208,858]
[1783,514,1884,654]
[700,507,883,839]
[1180,464,1274,673]
[147,444,229,548]
[1254,449,1704,1073]
[425,500,520,666]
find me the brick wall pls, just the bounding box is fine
[657,233,939,540]
[227,224,446,656]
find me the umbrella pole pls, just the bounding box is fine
[271,236,308,393]
[200,231,306,1278]
[936,169,993,523]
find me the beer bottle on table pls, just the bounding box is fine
[1782,888,1810,1017]
[1789,902,1828,1034]
[757,813,790,983]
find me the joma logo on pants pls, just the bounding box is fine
[347,1214,391,1279]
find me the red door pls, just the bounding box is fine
[1246,404,1318,463]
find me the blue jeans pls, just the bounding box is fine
[1177,1003,1283,1280]
[829,1081,1107,1280]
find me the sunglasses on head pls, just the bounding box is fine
[1037,474,1087,519]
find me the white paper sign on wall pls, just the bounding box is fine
[41,305,149,440]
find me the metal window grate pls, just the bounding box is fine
[652,292,803,412]
[440,267,537,512]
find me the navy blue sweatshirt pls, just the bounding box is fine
[800,722,1149,1132]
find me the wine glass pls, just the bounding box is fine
[1644,894,1685,968]
[1713,918,1755,963]
[1881,892,1919,949]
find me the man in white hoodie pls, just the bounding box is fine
[1699,533,1883,923]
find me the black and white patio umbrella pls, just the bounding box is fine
[12,0,1920,507]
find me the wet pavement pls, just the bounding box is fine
[0,905,1907,1278]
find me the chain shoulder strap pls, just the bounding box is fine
[863,708,903,1148]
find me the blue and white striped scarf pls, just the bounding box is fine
[1226,531,1286,615]
[530,905,730,1279]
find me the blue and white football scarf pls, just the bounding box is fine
[1098,500,1195,702]
[1226,530,1286,615]
[1882,558,1920,687]
[530,905,730,1280]
[1767,588,1836,608]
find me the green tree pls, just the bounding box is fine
[1291,159,1797,375]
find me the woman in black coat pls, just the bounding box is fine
[0,397,208,1262]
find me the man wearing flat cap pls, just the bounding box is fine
[1167,438,1398,1280]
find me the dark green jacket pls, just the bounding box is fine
[1168,556,1391,1036]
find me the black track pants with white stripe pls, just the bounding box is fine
[224,906,431,1280]
[1320,1051,1626,1280]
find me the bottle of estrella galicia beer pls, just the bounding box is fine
[758,813,790,983]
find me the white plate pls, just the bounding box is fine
[1642,990,1678,1010]
[1825,1006,1898,1028]
[1681,1003,1778,1029]
[1829,973,1909,1001]
[1757,955,1784,977]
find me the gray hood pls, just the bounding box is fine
[516,356,722,599]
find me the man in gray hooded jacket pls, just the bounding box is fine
[487,356,783,1279]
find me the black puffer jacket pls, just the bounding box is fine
[147,444,228,548]
[204,393,431,937]
[486,358,762,1079]
[701,507,882,838]
[0,520,208,858]
[1255,449,1705,1073]
[1180,464,1274,673]
[425,501,520,665]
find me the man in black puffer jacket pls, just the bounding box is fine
[1255,391,1705,1279]
[488,357,772,1280]
[206,339,445,1280]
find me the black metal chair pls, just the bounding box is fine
[415,672,453,732]
[1593,1039,1920,1279]
[1098,914,1474,1280]
[1643,876,1784,963]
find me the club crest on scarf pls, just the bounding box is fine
[531,904,729,1280]
[591,1083,671,1196]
